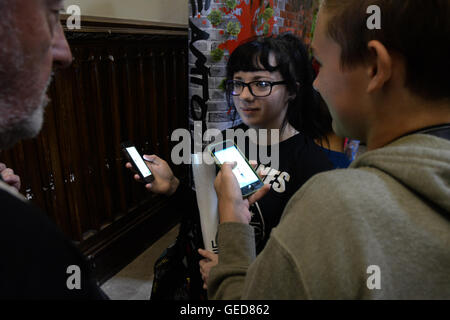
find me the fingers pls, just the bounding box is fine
[249,160,269,181]
[199,258,209,282]
[198,250,219,291]
[0,162,6,172]
[1,168,14,177]
[198,248,208,259]
[143,154,158,164]
[198,249,216,261]
[250,162,268,180]
[216,162,238,184]
[126,154,158,173]
[127,161,149,183]
[247,184,271,205]
[1,167,21,191]
[125,162,139,177]
[256,169,267,180]
[199,258,208,269]
[199,262,209,290]
[222,161,237,171]
[5,176,21,190]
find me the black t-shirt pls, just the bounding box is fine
[0,188,107,299]
[229,125,334,253]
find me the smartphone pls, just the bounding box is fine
[121,141,154,184]
[208,140,264,198]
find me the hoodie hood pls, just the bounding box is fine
[351,134,450,213]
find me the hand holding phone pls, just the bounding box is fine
[121,141,154,184]
[208,140,264,198]
[123,147,180,196]
[214,162,270,224]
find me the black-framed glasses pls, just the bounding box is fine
[226,80,287,97]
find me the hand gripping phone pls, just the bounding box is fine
[121,141,154,184]
[207,139,264,198]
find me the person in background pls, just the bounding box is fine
[314,94,352,168]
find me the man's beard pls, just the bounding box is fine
[0,13,52,150]
[0,78,51,149]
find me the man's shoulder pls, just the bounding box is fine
[0,188,105,299]
[0,187,43,221]
[0,188,74,256]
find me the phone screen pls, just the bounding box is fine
[126,147,152,178]
[214,146,259,188]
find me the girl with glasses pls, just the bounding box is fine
[225,33,326,143]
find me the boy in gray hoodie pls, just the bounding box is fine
[208,0,450,299]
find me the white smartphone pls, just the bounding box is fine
[121,141,154,184]
[207,140,264,197]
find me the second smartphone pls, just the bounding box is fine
[121,141,155,184]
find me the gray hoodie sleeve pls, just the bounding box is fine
[207,222,255,300]
[208,222,309,300]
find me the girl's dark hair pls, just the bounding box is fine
[226,33,332,144]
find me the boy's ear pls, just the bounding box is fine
[366,40,393,93]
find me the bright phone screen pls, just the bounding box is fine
[126,147,152,178]
[214,146,259,188]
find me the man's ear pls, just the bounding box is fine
[366,40,392,93]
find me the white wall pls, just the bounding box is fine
[64,0,188,25]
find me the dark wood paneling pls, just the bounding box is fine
[0,23,189,284]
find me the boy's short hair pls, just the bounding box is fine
[322,0,450,101]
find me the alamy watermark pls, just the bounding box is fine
[367,5,381,30]
[66,5,81,30]
[66,265,81,290]
[367,265,381,290]
[171,121,280,170]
